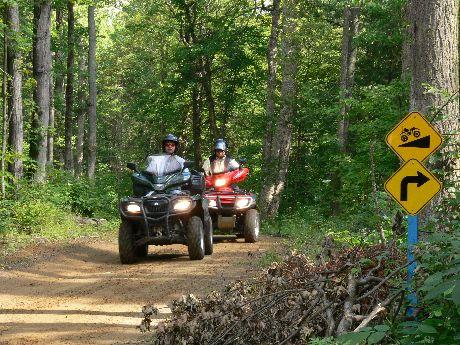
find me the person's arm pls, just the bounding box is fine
[202,159,211,176]
[228,158,240,171]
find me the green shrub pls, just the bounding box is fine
[0,169,122,257]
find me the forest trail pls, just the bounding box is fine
[0,235,277,344]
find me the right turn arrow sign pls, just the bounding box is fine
[400,171,430,201]
[385,159,441,215]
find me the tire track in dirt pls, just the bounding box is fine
[0,235,277,344]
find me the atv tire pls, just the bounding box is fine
[187,216,205,260]
[119,220,145,264]
[204,216,213,255]
[134,243,148,258]
[244,209,260,243]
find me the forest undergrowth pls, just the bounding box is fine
[141,197,460,345]
[0,168,122,259]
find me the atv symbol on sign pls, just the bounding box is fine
[400,127,421,142]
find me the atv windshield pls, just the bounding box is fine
[145,154,184,176]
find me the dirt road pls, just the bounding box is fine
[0,235,276,344]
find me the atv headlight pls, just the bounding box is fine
[235,197,252,209]
[126,203,141,213]
[173,198,192,211]
[208,199,217,208]
[214,178,228,187]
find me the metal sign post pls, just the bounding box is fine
[407,215,418,317]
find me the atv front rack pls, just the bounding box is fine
[119,194,197,240]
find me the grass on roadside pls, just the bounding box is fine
[259,206,396,268]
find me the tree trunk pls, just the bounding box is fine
[1,21,8,197]
[370,141,385,242]
[64,0,75,172]
[338,6,360,153]
[87,5,97,179]
[201,56,218,140]
[6,4,24,181]
[48,57,54,166]
[262,0,281,171]
[331,6,360,215]
[51,7,65,165]
[408,0,459,217]
[191,84,202,165]
[31,0,52,182]
[401,1,412,81]
[177,1,202,165]
[74,37,86,177]
[259,0,298,219]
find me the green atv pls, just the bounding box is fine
[118,155,213,263]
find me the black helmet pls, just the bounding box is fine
[162,133,179,153]
[214,138,227,152]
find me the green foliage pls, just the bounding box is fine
[338,325,390,345]
[263,207,332,257]
[309,337,337,345]
[393,232,460,344]
[0,168,121,257]
[258,249,282,268]
[10,199,72,235]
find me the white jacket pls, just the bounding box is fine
[202,155,239,176]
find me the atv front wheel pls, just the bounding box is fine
[244,209,260,243]
[187,216,205,260]
[119,220,145,264]
[134,243,148,258]
[204,216,213,255]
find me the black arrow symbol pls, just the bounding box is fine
[400,171,430,201]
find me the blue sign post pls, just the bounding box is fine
[407,215,418,317]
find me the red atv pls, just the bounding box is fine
[204,167,260,242]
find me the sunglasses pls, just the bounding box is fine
[164,142,176,147]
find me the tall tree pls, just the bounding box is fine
[176,0,203,165]
[260,0,298,219]
[75,36,85,177]
[331,5,360,215]
[48,53,54,166]
[1,20,7,197]
[191,84,202,164]
[337,6,360,154]
[262,0,281,176]
[87,5,97,179]
[64,0,75,172]
[201,56,218,140]
[49,6,65,165]
[6,3,23,181]
[30,0,52,182]
[407,0,459,212]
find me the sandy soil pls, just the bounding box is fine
[0,235,277,344]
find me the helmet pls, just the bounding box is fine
[214,138,227,152]
[162,133,179,153]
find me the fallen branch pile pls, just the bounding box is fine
[141,244,405,344]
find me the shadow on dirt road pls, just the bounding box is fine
[0,235,277,344]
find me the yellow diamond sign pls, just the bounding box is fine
[384,159,442,215]
[386,112,443,162]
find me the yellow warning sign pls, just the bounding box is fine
[384,159,442,215]
[386,112,443,162]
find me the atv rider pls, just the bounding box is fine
[146,134,190,178]
[202,139,239,176]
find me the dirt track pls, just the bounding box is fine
[0,235,276,344]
